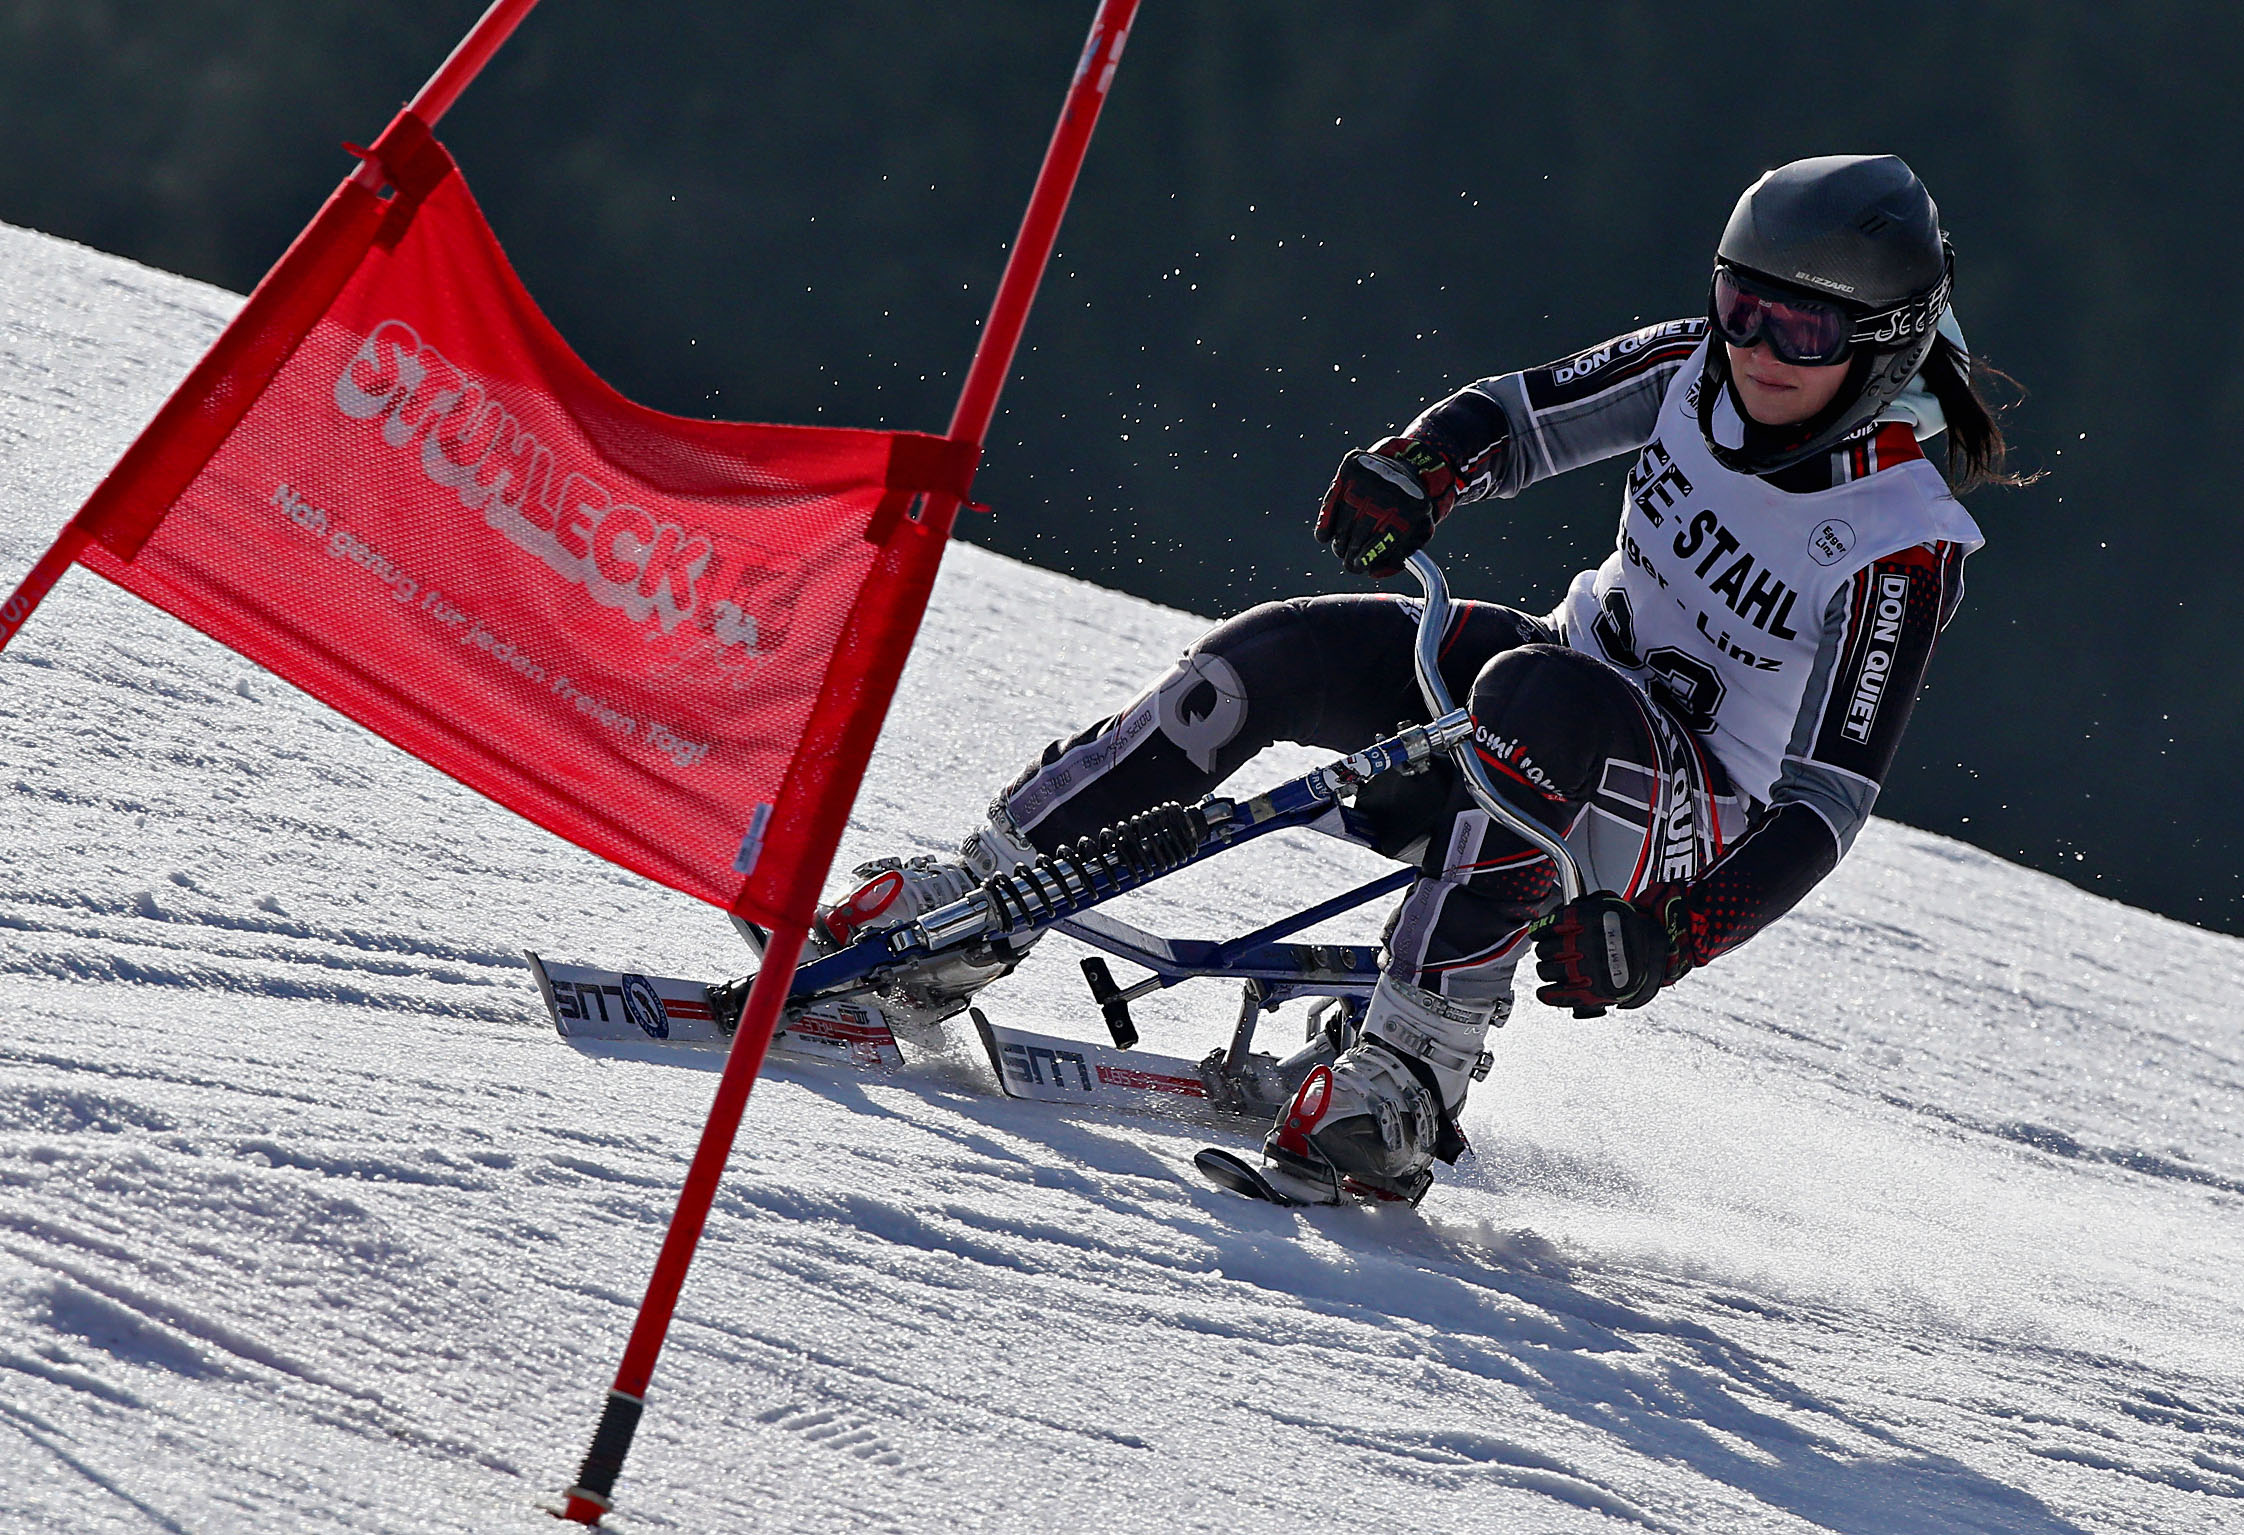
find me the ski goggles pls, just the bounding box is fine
[1711,259,1952,367]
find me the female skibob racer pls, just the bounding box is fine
[818,154,2023,1205]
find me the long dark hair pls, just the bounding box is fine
[1919,336,2035,492]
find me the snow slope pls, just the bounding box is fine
[3,219,2242,1534]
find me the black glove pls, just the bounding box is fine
[1313,436,1458,577]
[1531,888,1692,1018]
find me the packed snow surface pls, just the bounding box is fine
[3,220,2242,1534]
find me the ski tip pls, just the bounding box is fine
[521,951,569,1037]
[968,1007,1008,1091]
[1193,1146,1303,1207]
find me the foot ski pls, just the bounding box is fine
[1192,1146,1343,1206]
[524,952,904,1069]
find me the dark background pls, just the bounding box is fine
[5,2,2239,935]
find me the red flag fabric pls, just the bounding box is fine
[69,118,976,925]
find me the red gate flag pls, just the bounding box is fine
[0,0,1141,1516]
[49,113,977,927]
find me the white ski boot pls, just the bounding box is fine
[1259,972,1502,1204]
[812,811,1040,1036]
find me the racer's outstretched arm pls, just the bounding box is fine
[1675,538,1969,963]
[1409,318,1708,504]
[1316,319,1706,576]
[1535,539,1970,1009]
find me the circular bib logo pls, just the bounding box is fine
[1808,518,1856,567]
[618,973,669,1040]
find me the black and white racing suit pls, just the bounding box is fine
[989,318,1985,1012]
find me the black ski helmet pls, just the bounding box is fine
[1698,154,1954,474]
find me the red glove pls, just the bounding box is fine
[1531,887,1694,1018]
[1313,436,1459,577]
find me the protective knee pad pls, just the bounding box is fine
[1465,643,1646,806]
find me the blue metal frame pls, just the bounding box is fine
[1052,866,1412,1005]
[780,723,1436,1011]
[772,553,1588,1050]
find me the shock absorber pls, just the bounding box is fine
[981,801,1210,933]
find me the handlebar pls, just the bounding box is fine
[1405,552,1586,904]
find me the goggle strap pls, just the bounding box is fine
[1846,243,1955,346]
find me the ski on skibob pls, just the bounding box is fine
[967,1007,1262,1121]
[522,952,904,1069]
[526,955,1321,1201]
[1191,1147,1313,1205]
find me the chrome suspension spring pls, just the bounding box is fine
[982,801,1208,933]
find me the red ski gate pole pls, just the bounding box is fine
[559,0,1140,1522]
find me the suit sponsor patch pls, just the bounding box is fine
[1841,573,1912,744]
[1808,519,1856,567]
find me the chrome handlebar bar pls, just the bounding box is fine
[1405,551,1585,904]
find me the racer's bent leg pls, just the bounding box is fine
[995,594,1545,853]
[1386,643,1675,1006]
[1271,644,1688,1201]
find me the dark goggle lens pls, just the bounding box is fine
[1711,269,1852,366]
